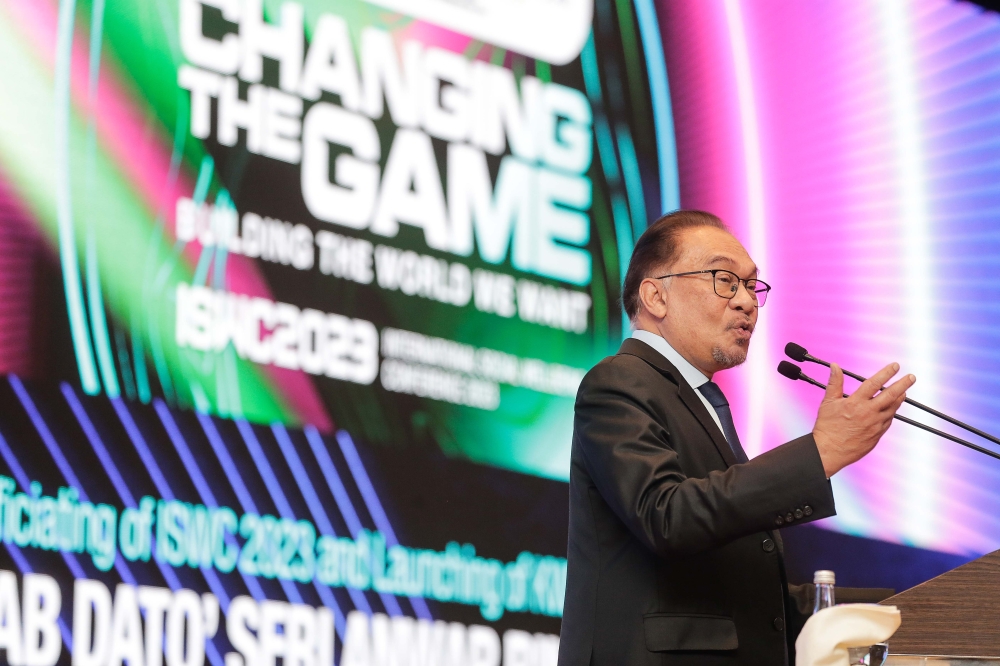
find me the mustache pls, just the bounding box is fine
[727,318,755,333]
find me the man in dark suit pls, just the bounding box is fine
[558,210,914,666]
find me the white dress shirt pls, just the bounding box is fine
[631,329,726,439]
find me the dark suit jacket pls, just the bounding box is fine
[558,338,836,666]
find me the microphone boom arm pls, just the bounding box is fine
[778,361,1000,463]
[786,342,1000,448]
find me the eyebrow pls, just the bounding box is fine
[706,255,759,276]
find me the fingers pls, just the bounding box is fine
[873,373,916,411]
[824,363,844,401]
[854,362,900,400]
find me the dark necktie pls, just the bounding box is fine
[697,381,749,463]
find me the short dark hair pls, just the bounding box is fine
[621,210,731,322]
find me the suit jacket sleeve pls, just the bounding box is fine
[575,356,836,557]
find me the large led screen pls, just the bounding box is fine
[657,0,1000,556]
[0,0,672,663]
[0,0,672,481]
[2,0,1000,665]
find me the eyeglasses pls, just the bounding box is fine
[654,269,771,306]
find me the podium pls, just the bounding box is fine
[879,549,1000,657]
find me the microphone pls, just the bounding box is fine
[785,342,873,384]
[784,342,812,363]
[777,361,1000,462]
[785,342,1000,448]
[778,360,826,389]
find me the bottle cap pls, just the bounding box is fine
[813,570,835,585]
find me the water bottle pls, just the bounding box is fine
[813,570,835,613]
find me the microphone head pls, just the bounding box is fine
[785,342,809,362]
[777,360,803,381]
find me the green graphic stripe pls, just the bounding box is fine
[613,0,653,142]
[86,232,120,397]
[615,123,649,236]
[84,0,120,398]
[632,0,681,213]
[0,9,294,424]
[54,0,100,395]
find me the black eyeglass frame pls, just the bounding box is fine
[653,269,771,306]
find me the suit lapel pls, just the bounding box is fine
[676,382,739,468]
[618,338,739,468]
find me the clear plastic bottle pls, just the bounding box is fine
[813,570,836,613]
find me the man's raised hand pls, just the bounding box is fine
[812,362,916,477]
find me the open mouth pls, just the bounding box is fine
[730,320,754,339]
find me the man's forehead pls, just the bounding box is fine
[678,228,757,272]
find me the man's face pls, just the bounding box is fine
[652,227,760,377]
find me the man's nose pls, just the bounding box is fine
[730,281,757,311]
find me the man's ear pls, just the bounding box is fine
[637,278,669,320]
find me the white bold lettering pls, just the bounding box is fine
[301,104,381,229]
[515,280,591,333]
[272,303,300,370]
[137,587,171,666]
[240,212,263,257]
[165,590,204,666]
[300,14,361,110]
[360,29,420,127]
[239,0,303,92]
[472,269,516,318]
[421,48,471,143]
[258,601,288,666]
[447,145,531,269]
[501,630,532,666]
[371,614,413,666]
[225,597,259,666]
[447,151,536,274]
[22,574,60,666]
[414,621,465,666]
[0,571,23,666]
[371,129,449,251]
[471,65,540,161]
[339,611,369,666]
[284,604,316,666]
[72,579,111,666]
[538,84,592,174]
[534,169,591,285]
[177,65,222,140]
[175,197,197,243]
[211,201,239,250]
[534,633,560,666]
[262,88,302,164]
[246,297,276,365]
[316,609,334,666]
[175,282,213,351]
[107,585,144,666]
[218,77,264,153]
[179,0,240,74]
[297,309,326,375]
[315,231,374,284]
[467,626,500,666]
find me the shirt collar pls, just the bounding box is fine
[631,329,710,390]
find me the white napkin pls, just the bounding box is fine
[795,604,901,666]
